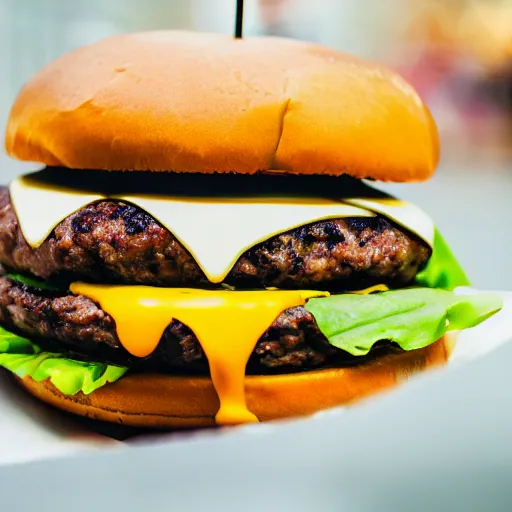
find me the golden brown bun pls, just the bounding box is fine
[6,31,438,182]
[16,336,452,428]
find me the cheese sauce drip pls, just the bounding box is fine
[69,283,328,425]
[349,284,389,294]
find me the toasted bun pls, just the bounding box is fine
[6,31,438,182]
[15,336,452,428]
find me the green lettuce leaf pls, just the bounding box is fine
[0,326,127,395]
[6,272,65,292]
[305,288,502,356]
[415,228,470,289]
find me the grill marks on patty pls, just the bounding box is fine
[0,273,347,372]
[0,187,431,290]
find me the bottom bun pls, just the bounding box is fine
[16,335,455,428]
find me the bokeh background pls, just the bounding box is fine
[0,0,510,288]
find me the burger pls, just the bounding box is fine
[0,31,501,428]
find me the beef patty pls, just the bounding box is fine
[0,273,403,373]
[0,187,430,290]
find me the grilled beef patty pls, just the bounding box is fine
[0,187,430,290]
[0,273,403,373]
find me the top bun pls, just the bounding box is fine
[5,31,439,182]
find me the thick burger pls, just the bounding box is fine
[0,31,502,428]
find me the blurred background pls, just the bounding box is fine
[0,0,510,288]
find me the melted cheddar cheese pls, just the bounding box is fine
[70,283,328,425]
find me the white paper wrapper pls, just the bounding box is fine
[0,371,121,466]
[0,288,511,466]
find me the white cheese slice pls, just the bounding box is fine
[9,176,105,248]
[9,175,375,283]
[121,195,374,283]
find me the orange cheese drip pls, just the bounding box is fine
[69,283,328,425]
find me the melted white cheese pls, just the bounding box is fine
[8,174,434,283]
[343,198,435,247]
